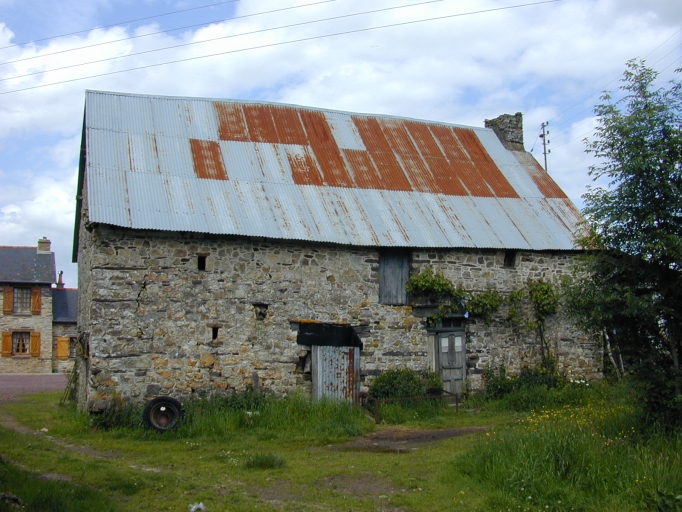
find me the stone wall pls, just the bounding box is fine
[76,217,601,409]
[0,287,53,374]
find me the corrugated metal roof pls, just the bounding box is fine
[80,90,581,250]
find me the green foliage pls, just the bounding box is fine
[526,279,560,361]
[0,457,116,512]
[573,60,682,428]
[406,267,466,304]
[244,453,286,469]
[368,368,425,400]
[466,289,504,324]
[452,386,682,511]
[506,287,526,326]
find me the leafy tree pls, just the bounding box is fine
[571,60,682,427]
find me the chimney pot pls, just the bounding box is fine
[37,237,51,254]
[56,270,65,289]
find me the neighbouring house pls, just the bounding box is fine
[52,273,78,373]
[1,239,56,373]
[1,241,78,374]
[74,90,600,411]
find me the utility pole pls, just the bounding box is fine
[539,122,550,172]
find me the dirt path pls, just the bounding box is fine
[332,426,487,452]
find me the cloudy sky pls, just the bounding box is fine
[0,0,680,286]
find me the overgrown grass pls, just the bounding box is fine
[87,390,375,443]
[451,382,682,511]
[0,457,116,512]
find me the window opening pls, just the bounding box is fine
[197,255,207,271]
[253,302,268,320]
[212,327,219,340]
[503,250,517,268]
[13,332,29,355]
[69,338,77,358]
[13,288,31,313]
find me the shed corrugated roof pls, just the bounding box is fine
[79,90,581,250]
[0,247,56,284]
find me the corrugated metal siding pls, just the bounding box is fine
[312,345,360,403]
[83,90,582,250]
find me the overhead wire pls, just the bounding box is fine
[0,0,561,96]
[0,0,339,68]
[0,0,459,83]
[547,26,682,129]
[545,28,682,151]
[0,0,242,51]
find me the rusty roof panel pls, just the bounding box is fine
[352,116,413,191]
[513,151,568,198]
[82,90,582,250]
[190,139,227,180]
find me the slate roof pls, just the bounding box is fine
[75,90,581,255]
[0,246,56,284]
[52,288,78,323]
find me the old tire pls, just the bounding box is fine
[142,397,183,432]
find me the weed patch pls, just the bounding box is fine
[244,453,286,470]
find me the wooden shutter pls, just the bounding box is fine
[2,332,11,357]
[56,336,69,360]
[379,251,410,305]
[2,288,13,315]
[30,332,40,357]
[31,288,41,315]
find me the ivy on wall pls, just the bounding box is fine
[406,267,561,360]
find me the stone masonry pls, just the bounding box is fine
[76,218,601,409]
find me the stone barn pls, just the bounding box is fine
[73,90,600,411]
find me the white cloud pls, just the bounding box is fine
[0,0,680,284]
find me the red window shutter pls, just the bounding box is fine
[56,337,69,360]
[3,288,13,315]
[31,288,41,315]
[30,332,40,357]
[2,332,11,357]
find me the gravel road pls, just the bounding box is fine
[0,374,67,403]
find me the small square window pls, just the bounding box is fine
[503,250,517,268]
[197,255,207,271]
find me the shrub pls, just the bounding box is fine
[368,368,424,400]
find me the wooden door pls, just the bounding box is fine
[437,331,465,394]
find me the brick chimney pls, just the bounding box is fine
[56,271,65,289]
[484,112,524,151]
[37,236,51,254]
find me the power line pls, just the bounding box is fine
[0,0,242,51]
[0,0,455,81]
[548,27,682,130]
[0,0,338,68]
[0,0,560,96]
